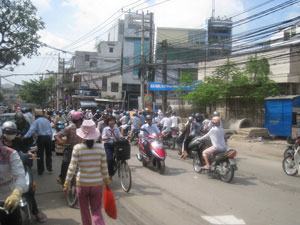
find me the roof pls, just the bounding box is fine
[265,95,300,100]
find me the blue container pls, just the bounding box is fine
[264,95,300,137]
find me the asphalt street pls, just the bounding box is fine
[33,139,300,225]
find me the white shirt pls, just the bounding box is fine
[140,123,160,139]
[170,116,178,128]
[199,126,227,151]
[102,126,121,143]
[120,115,129,125]
[160,117,172,129]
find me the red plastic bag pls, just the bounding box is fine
[103,185,117,219]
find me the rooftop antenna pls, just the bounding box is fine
[212,0,215,18]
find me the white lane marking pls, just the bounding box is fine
[201,215,246,225]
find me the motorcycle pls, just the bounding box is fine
[129,128,140,145]
[190,137,237,183]
[283,136,300,158]
[137,130,167,174]
[161,127,179,150]
[0,161,33,225]
[282,139,300,176]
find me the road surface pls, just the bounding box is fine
[34,139,300,225]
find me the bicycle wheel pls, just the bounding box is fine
[119,161,132,193]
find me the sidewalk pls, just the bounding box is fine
[228,136,287,161]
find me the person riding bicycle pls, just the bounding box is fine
[55,111,83,184]
[2,121,47,223]
[137,115,160,160]
[0,128,27,225]
[102,116,122,178]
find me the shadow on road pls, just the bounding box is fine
[231,175,257,186]
[42,218,80,225]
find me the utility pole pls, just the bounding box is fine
[56,53,60,110]
[162,39,168,114]
[140,11,145,110]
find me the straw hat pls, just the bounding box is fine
[76,119,100,140]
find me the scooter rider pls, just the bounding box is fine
[160,112,172,136]
[55,111,83,184]
[0,128,27,225]
[198,116,227,170]
[2,121,47,223]
[137,115,160,160]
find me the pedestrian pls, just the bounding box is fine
[64,119,110,225]
[24,109,53,175]
[55,111,83,184]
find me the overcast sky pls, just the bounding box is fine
[1,0,299,85]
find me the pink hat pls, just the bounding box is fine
[76,119,100,140]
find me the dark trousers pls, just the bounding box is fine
[0,202,22,225]
[37,135,52,174]
[23,189,39,215]
[104,143,115,177]
[59,146,73,183]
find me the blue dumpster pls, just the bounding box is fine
[264,95,300,137]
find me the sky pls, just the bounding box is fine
[1,0,299,85]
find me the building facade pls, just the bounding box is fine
[207,17,232,59]
[198,43,300,95]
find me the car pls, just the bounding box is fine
[0,113,16,127]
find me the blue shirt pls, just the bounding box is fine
[24,117,53,138]
[131,116,141,130]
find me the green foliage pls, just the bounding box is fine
[0,0,44,70]
[19,77,55,107]
[185,57,279,106]
[0,91,3,102]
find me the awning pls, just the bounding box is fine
[80,101,98,108]
[95,98,124,103]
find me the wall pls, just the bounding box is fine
[198,44,300,87]
[101,75,123,100]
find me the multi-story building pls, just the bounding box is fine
[108,12,154,109]
[207,16,232,59]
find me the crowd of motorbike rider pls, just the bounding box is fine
[0,105,226,225]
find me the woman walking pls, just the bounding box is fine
[64,119,110,225]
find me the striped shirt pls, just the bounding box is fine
[65,143,109,187]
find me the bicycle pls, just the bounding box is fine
[112,138,132,193]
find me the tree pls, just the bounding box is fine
[185,58,279,111]
[0,91,3,102]
[19,77,55,107]
[0,0,44,70]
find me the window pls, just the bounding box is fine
[109,47,114,53]
[124,57,130,65]
[84,54,90,62]
[90,61,97,67]
[102,77,107,92]
[111,82,119,92]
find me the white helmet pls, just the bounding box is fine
[2,121,18,141]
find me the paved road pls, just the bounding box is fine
[34,140,300,225]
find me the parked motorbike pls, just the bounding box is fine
[137,130,167,174]
[282,138,300,176]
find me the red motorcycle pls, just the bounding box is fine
[137,131,167,174]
